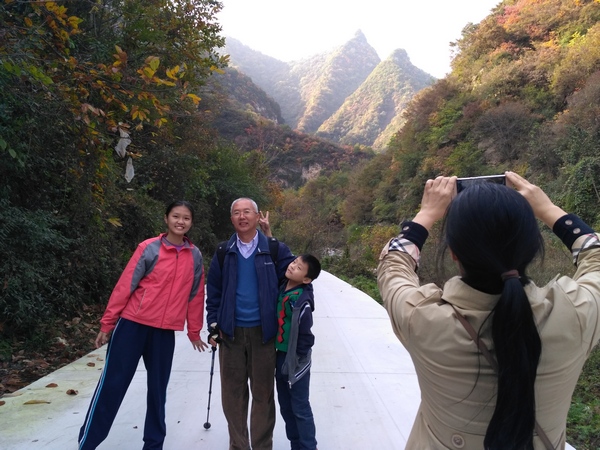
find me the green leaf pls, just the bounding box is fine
[0,138,7,150]
[9,148,17,158]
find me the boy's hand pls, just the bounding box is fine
[259,211,272,237]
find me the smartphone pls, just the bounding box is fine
[456,174,506,193]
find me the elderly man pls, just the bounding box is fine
[206,197,295,450]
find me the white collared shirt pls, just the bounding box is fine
[237,231,258,259]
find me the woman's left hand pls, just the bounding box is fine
[191,338,209,352]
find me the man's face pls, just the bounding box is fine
[231,199,260,235]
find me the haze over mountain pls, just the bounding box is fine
[224,31,435,150]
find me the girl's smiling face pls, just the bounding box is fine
[164,205,193,243]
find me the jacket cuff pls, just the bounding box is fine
[552,214,594,249]
[187,330,201,342]
[397,221,429,251]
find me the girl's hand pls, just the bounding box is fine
[191,338,209,352]
[412,176,457,230]
[95,331,110,348]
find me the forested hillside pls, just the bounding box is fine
[199,67,373,188]
[0,0,256,352]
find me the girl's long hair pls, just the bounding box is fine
[444,183,544,450]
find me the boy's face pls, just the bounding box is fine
[286,257,311,285]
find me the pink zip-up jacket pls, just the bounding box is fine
[100,234,205,342]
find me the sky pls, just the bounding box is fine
[217,0,502,79]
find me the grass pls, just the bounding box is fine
[567,347,600,450]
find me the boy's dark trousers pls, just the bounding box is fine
[78,318,175,450]
[275,351,317,450]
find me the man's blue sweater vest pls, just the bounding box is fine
[235,249,261,327]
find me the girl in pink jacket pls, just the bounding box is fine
[78,200,208,450]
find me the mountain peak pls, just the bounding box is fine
[353,29,367,40]
[387,48,412,67]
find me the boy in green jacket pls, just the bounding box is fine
[275,254,321,450]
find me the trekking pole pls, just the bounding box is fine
[203,345,217,429]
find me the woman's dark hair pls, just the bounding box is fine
[443,182,544,450]
[165,200,195,222]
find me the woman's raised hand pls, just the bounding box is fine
[412,176,457,231]
[505,171,566,228]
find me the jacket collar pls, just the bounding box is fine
[442,276,500,311]
[228,230,270,253]
[282,283,315,311]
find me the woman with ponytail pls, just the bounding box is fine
[377,172,600,449]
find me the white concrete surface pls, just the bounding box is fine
[0,271,576,449]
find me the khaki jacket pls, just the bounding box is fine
[377,233,600,449]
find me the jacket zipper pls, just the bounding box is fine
[136,289,146,313]
[161,250,179,326]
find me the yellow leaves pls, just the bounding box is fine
[112,46,128,70]
[23,399,51,405]
[154,117,168,128]
[166,66,181,80]
[147,56,160,72]
[141,66,156,81]
[131,105,150,122]
[156,79,176,87]
[135,57,184,88]
[67,16,82,30]
[137,56,161,83]
[44,2,69,28]
[185,93,201,105]
[107,217,123,227]
[24,17,33,27]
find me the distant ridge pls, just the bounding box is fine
[224,31,435,150]
[294,30,381,133]
[317,49,434,148]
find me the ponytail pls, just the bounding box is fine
[484,276,541,450]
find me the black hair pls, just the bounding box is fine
[165,200,195,222]
[300,254,321,281]
[443,182,544,450]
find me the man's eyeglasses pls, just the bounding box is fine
[232,209,257,217]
